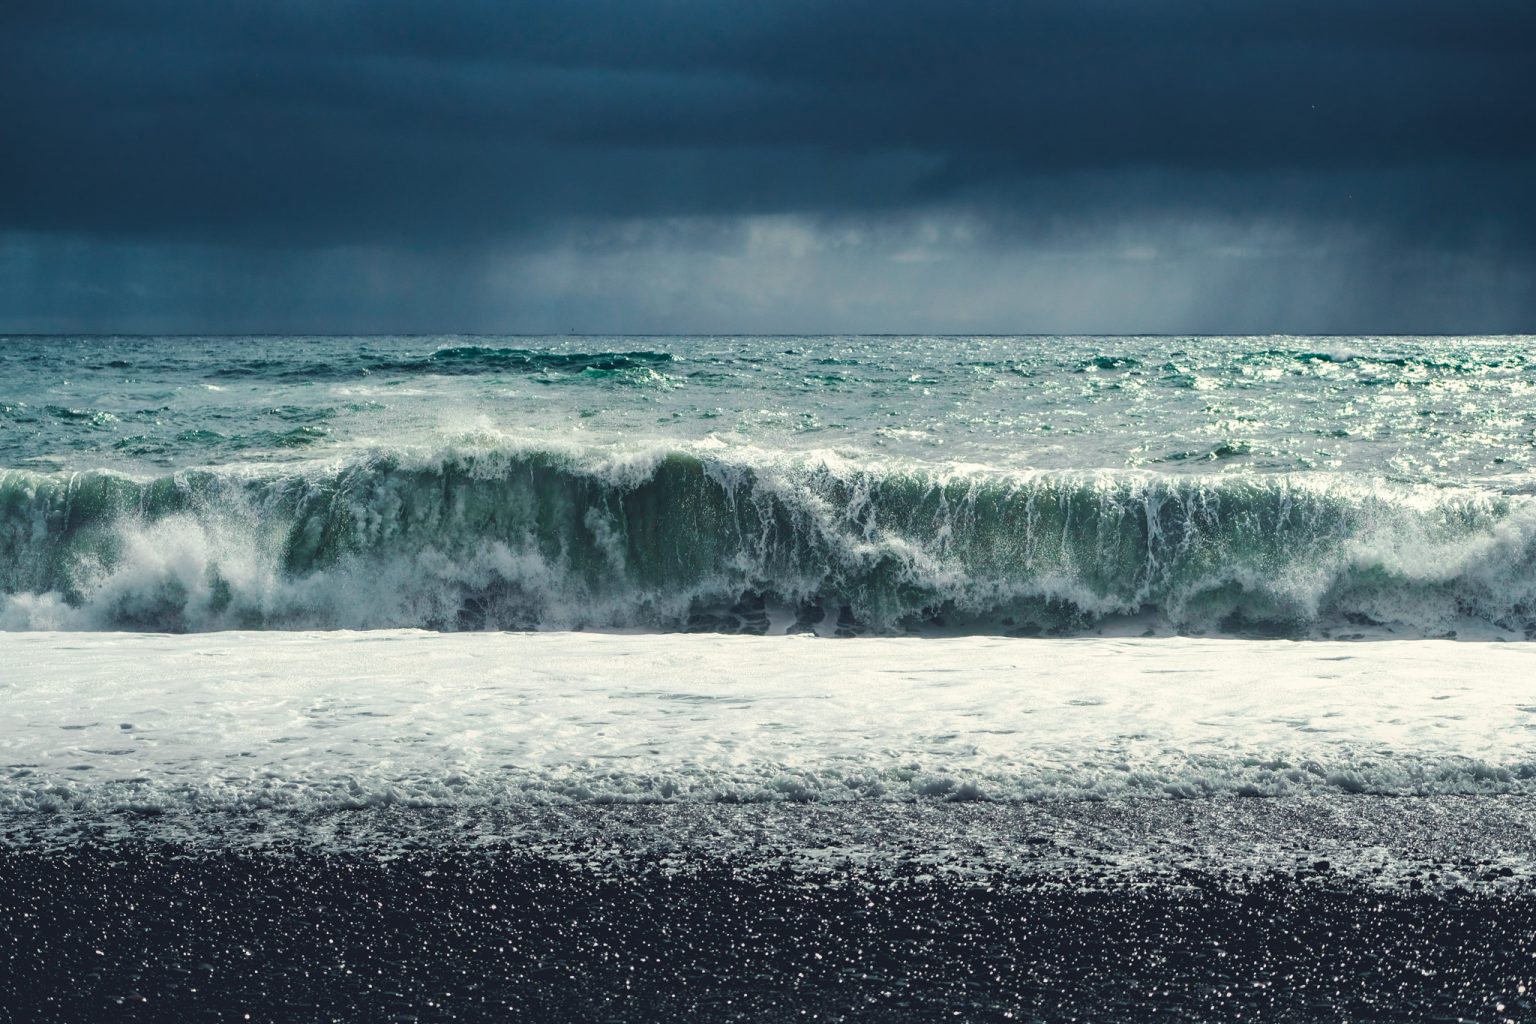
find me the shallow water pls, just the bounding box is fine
[4,631,1535,813]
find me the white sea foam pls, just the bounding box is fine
[3,632,1533,815]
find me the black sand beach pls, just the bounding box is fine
[6,800,1534,1022]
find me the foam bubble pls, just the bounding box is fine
[3,631,1534,816]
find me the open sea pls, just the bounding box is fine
[3,334,1536,1022]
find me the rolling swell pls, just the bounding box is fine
[206,346,679,382]
[2,448,1534,635]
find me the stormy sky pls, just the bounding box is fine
[2,0,1533,334]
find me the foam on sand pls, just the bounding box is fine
[3,631,1533,816]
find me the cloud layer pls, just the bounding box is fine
[3,0,1533,332]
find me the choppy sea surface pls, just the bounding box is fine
[5,335,1536,1022]
[4,333,1536,637]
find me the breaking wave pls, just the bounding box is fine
[4,444,1536,635]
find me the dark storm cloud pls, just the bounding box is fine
[4,0,1533,246]
[1,0,1533,331]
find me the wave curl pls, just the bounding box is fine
[4,445,1535,635]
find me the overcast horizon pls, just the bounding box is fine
[4,0,1533,335]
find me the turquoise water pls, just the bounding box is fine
[3,334,1535,635]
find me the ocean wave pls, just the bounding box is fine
[3,445,1536,635]
[196,346,681,383]
[413,346,676,375]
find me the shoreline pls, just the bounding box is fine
[5,631,1535,812]
[7,795,1536,889]
[7,622,1535,1020]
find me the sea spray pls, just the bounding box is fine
[4,445,1535,635]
